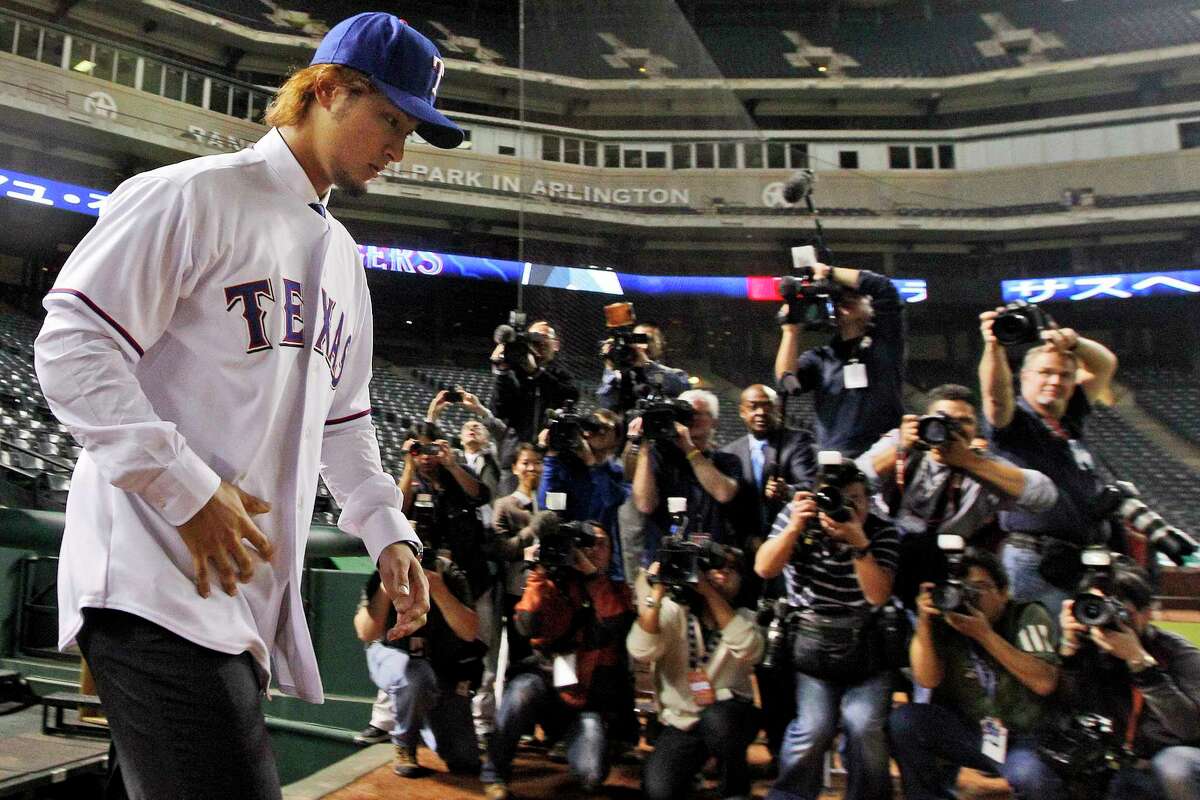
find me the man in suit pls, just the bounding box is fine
[722,384,817,545]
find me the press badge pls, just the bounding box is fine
[981,716,1008,762]
[687,669,716,707]
[844,362,869,389]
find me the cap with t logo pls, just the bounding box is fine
[310,12,464,149]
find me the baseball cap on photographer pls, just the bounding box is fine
[311,12,463,149]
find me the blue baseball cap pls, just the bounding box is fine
[311,13,463,149]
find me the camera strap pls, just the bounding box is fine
[1126,687,1144,748]
[685,612,718,707]
[927,472,963,530]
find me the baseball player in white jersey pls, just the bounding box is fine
[33,13,461,799]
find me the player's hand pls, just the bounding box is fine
[916,582,941,622]
[178,480,274,598]
[898,414,920,453]
[379,542,430,640]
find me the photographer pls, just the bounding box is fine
[597,322,690,413]
[855,384,1058,608]
[537,407,629,581]
[491,320,579,443]
[628,547,764,800]
[889,550,1064,800]
[754,461,899,800]
[631,389,742,561]
[1057,565,1200,800]
[481,523,635,800]
[427,388,504,494]
[978,309,1119,613]
[774,263,905,457]
[354,553,483,779]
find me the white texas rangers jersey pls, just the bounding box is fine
[34,128,416,702]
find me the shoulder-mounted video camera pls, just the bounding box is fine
[992,300,1054,347]
[777,248,839,331]
[493,309,548,373]
[630,394,695,443]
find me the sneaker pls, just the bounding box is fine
[353,724,389,746]
[392,744,426,778]
[484,781,511,800]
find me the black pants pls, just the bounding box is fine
[77,608,282,800]
[643,699,761,800]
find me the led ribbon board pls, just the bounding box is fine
[1002,271,1200,303]
[1,165,928,303]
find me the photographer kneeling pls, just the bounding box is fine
[628,545,764,800]
[1056,563,1200,800]
[855,383,1058,609]
[354,552,483,778]
[889,549,1064,800]
[754,460,899,800]
[481,521,635,800]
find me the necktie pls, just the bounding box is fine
[751,439,765,489]
[308,202,326,218]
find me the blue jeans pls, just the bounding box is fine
[365,642,479,774]
[1108,746,1200,800]
[481,671,609,790]
[767,671,892,800]
[643,699,761,800]
[889,702,1064,800]
[1002,541,1070,619]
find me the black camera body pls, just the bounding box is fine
[546,400,601,453]
[538,520,597,569]
[631,395,695,442]
[756,598,794,670]
[931,535,978,614]
[916,412,962,448]
[1039,713,1131,789]
[992,300,1054,347]
[778,267,838,331]
[655,537,730,592]
[411,442,443,457]
[493,309,547,373]
[601,327,650,369]
[792,453,859,563]
[1071,547,1133,631]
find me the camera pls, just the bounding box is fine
[630,395,695,443]
[655,538,730,592]
[493,309,547,373]
[916,412,962,448]
[777,266,838,331]
[410,492,436,532]
[992,300,1054,347]
[1111,481,1198,566]
[546,400,602,453]
[410,442,443,457]
[601,328,650,370]
[930,535,978,614]
[1039,713,1131,788]
[534,492,597,569]
[792,452,858,562]
[1071,548,1133,630]
[440,384,463,403]
[757,598,794,670]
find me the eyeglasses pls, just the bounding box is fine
[965,580,998,593]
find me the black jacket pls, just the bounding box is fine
[491,360,579,443]
[721,427,817,538]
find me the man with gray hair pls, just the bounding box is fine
[629,388,743,568]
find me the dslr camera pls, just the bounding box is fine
[792,452,858,562]
[546,400,602,453]
[492,309,547,373]
[916,412,963,448]
[756,597,795,671]
[1109,481,1198,566]
[630,394,695,443]
[930,534,979,614]
[534,493,598,569]
[992,300,1054,347]
[1071,547,1133,630]
[409,441,443,458]
[651,498,733,594]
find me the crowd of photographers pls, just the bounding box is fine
[350,261,1200,800]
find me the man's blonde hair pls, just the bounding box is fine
[263,64,378,128]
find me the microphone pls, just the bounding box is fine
[782,169,816,204]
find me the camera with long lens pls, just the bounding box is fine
[916,412,963,448]
[1071,548,1132,630]
[1109,481,1198,566]
[409,493,441,569]
[931,534,979,613]
[534,493,597,569]
[492,309,547,373]
[757,598,794,670]
[631,394,695,443]
[792,451,857,562]
[1039,713,1131,788]
[546,400,601,453]
[992,300,1054,347]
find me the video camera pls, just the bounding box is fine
[493,309,548,373]
[916,412,963,448]
[651,497,732,595]
[791,451,859,563]
[930,534,978,614]
[546,399,602,453]
[1071,547,1133,630]
[534,492,598,569]
[630,394,695,443]
[992,300,1054,347]
[599,302,650,370]
[777,246,838,331]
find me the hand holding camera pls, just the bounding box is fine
[673,421,697,455]
[941,603,992,642]
[915,582,942,622]
[764,472,789,502]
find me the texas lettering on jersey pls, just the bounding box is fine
[224,279,351,387]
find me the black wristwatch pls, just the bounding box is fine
[852,544,872,560]
[397,540,423,562]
